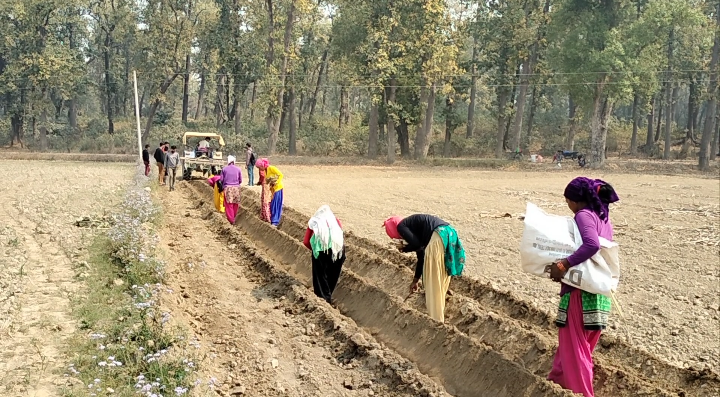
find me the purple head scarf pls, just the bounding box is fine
[563,177,619,221]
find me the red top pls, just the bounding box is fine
[303,218,343,250]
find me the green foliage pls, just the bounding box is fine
[0,0,715,162]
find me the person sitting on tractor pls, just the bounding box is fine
[197,137,212,158]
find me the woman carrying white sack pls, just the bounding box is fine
[546,177,620,397]
[303,205,346,304]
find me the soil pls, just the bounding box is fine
[275,165,720,373]
[0,160,133,396]
[1,159,717,397]
[155,185,455,397]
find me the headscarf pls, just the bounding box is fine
[383,216,403,240]
[207,175,221,186]
[227,155,236,165]
[563,177,619,221]
[255,158,269,169]
[308,205,344,261]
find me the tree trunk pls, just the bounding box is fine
[234,82,244,135]
[266,0,294,154]
[444,96,454,157]
[663,27,674,159]
[526,85,537,139]
[510,57,531,151]
[216,74,226,127]
[699,4,719,170]
[309,42,330,121]
[386,79,397,164]
[711,102,720,160]
[421,84,437,158]
[494,88,510,157]
[339,85,348,129]
[368,99,379,159]
[104,33,114,135]
[630,92,639,154]
[68,99,78,131]
[250,82,257,122]
[687,76,697,139]
[655,90,664,142]
[646,95,655,152]
[589,79,609,167]
[182,55,191,124]
[10,112,24,148]
[414,82,435,159]
[142,73,180,143]
[288,87,297,155]
[566,96,578,150]
[279,92,289,134]
[195,72,206,120]
[663,82,673,159]
[398,118,410,157]
[39,105,49,152]
[467,37,478,138]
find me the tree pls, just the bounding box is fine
[699,1,719,171]
[550,0,637,167]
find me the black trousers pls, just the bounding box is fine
[311,250,346,303]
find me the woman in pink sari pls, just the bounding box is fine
[256,162,271,222]
[220,155,242,224]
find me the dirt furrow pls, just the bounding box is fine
[186,182,580,397]
[220,183,718,397]
[159,184,452,396]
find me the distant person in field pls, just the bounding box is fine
[164,145,180,191]
[255,158,284,227]
[142,144,151,176]
[546,177,619,397]
[153,142,166,185]
[257,166,271,223]
[220,155,243,225]
[383,214,466,323]
[207,169,225,214]
[303,205,346,304]
[162,142,170,183]
[245,142,256,186]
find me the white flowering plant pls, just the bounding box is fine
[64,164,198,397]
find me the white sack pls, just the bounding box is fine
[519,202,620,297]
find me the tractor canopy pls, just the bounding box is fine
[181,132,225,147]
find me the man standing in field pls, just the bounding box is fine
[245,142,256,186]
[154,142,166,185]
[164,145,180,191]
[142,144,151,176]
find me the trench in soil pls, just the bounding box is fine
[187,181,719,397]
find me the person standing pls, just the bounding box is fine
[142,144,151,176]
[257,167,271,222]
[383,214,466,323]
[546,177,619,397]
[220,155,243,224]
[164,145,180,191]
[303,205,346,304]
[255,158,284,227]
[153,142,165,185]
[245,143,256,186]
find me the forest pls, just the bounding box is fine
[0,0,718,169]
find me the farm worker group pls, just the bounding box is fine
[298,176,618,397]
[151,146,617,397]
[201,145,285,228]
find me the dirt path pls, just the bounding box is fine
[0,161,132,396]
[156,184,450,397]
